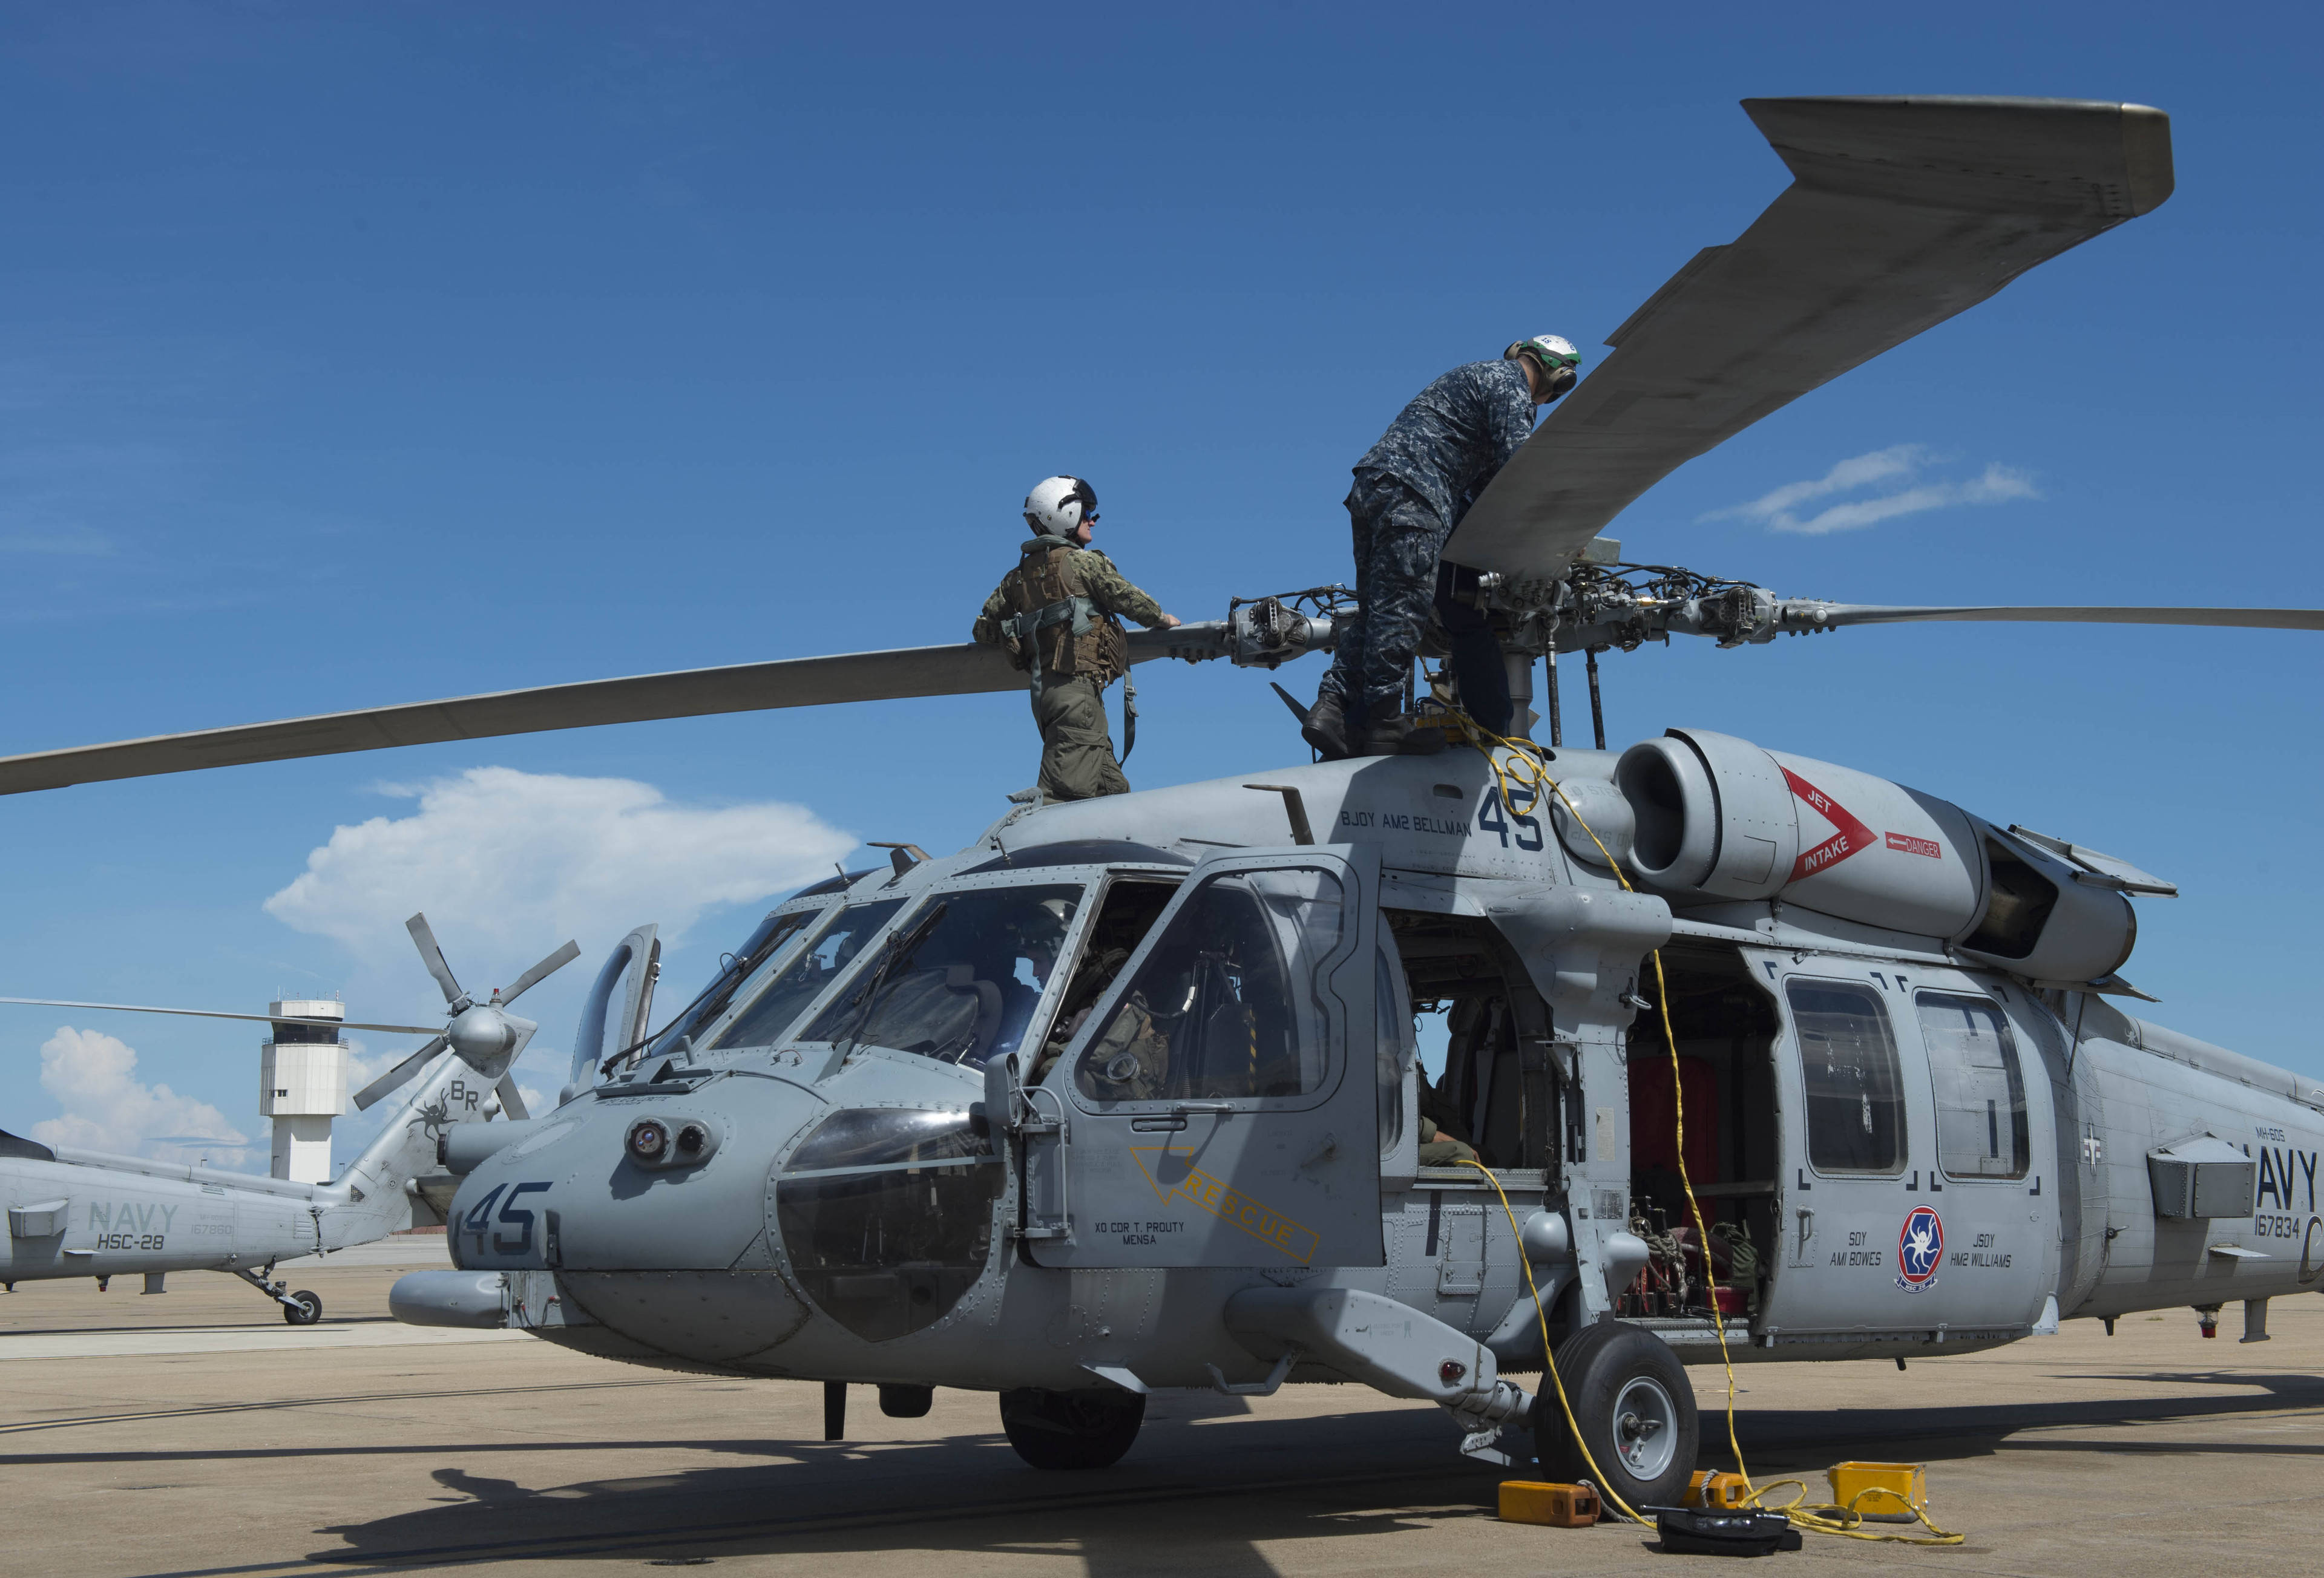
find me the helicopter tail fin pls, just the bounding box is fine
[317,1050,497,1247]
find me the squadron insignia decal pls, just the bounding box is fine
[1896,1205,1945,1294]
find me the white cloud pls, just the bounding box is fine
[1702,447,2040,535]
[28,1026,249,1159]
[340,1033,402,1093]
[263,766,856,975]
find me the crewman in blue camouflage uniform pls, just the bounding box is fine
[974,476,1181,800]
[1305,336,1580,758]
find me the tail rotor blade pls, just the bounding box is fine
[497,943,581,1004]
[406,914,464,1006]
[353,1035,448,1111]
[493,1074,530,1122]
[498,940,581,1007]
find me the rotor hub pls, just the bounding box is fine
[447,1004,518,1070]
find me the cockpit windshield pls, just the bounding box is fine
[706,899,907,1052]
[801,883,1083,1067]
[631,905,822,1068]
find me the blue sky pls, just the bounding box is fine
[2,3,2319,1162]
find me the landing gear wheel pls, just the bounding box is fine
[1532,1321,1698,1510]
[997,1387,1145,1470]
[282,1290,323,1326]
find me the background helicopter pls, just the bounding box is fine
[0,915,574,1318]
[5,95,2323,1508]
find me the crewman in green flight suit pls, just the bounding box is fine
[974,475,1181,800]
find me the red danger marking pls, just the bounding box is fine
[1781,767,1876,883]
[1885,831,1942,859]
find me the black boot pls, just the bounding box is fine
[1360,716,1448,756]
[1301,693,1352,761]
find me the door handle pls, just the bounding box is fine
[1170,1103,1233,1119]
[1131,1116,1189,1133]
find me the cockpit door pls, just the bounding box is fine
[1016,843,1382,1269]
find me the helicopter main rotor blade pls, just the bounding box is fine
[406,913,464,1007]
[0,623,1227,798]
[1808,605,2324,632]
[0,997,441,1035]
[1451,97,2174,581]
[497,940,581,1007]
[353,1035,449,1111]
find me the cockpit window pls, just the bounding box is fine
[784,1108,991,1173]
[1074,866,1344,1102]
[635,906,821,1066]
[1028,877,1180,1083]
[707,900,905,1051]
[776,1108,998,1342]
[801,884,1083,1067]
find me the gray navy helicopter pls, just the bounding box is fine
[3,96,2321,1508]
[0,916,577,1320]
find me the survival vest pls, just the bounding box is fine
[999,536,1129,692]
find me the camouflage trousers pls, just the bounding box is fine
[1031,675,1130,800]
[1316,473,1510,732]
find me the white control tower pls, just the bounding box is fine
[260,999,350,1184]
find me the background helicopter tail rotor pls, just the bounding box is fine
[405,913,468,1010]
[2,918,581,1116]
[351,1035,450,1112]
[495,940,583,1007]
[351,916,579,1112]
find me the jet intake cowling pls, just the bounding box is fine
[1951,830,2138,984]
[1617,732,1800,899]
[1613,728,2136,981]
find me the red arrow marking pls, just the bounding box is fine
[1782,767,1876,883]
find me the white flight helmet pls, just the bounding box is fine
[1024,475,1099,536]
[1504,334,1581,399]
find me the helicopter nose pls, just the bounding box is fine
[439,1075,824,1363]
[433,1078,1005,1366]
[448,1078,791,1274]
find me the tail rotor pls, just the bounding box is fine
[352,917,580,1113]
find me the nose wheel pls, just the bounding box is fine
[1532,1321,1699,1508]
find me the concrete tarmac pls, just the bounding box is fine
[2,1268,2320,1577]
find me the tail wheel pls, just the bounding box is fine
[282,1290,323,1326]
[1532,1320,1698,1508]
[997,1386,1145,1470]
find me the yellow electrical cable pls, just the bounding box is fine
[1444,712,1965,1546]
[1744,1481,1965,1545]
[1461,1156,1649,1526]
[1448,715,1750,1478]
